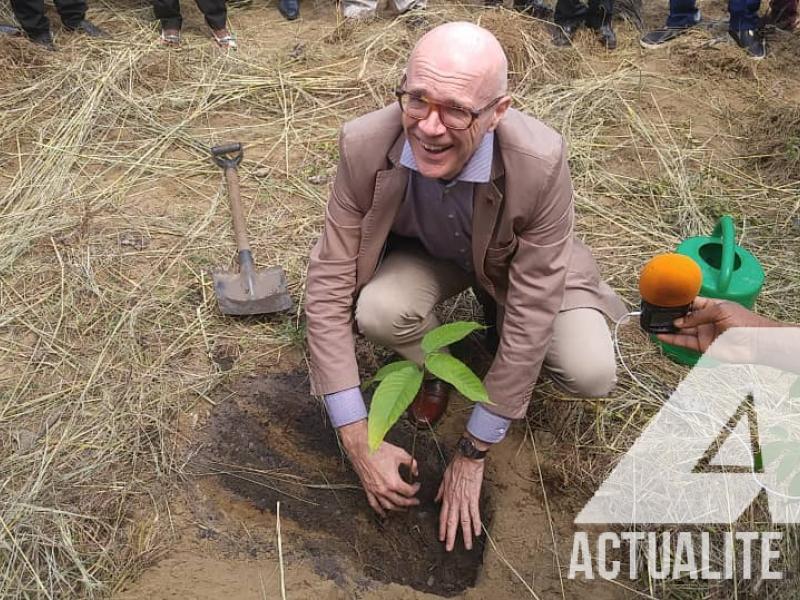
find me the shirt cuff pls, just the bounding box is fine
[467,403,512,444]
[324,386,368,428]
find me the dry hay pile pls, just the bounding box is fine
[0,1,798,598]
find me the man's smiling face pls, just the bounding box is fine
[402,26,511,181]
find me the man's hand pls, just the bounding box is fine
[339,419,420,517]
[657,297,779,352]
[436,437,487,552]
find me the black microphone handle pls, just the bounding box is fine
[640,300,692,334]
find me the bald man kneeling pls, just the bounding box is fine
[305,22,626,552]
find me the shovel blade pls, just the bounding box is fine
[212,265,293,316]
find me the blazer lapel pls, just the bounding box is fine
[357,134,408,287]
[472,141,505,294]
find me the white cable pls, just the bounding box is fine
[612,310,660,400]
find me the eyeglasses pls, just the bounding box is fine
[395,87,502,131]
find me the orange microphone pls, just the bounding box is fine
[639,254,703,333]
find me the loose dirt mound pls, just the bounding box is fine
[197,372,488,597]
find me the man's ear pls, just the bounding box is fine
[487,96,512,132]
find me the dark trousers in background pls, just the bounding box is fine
[555,0,613,26]
[10,0,85,36]
[770,0,798,20]
[152,0,227,30]
[665,0,761,31]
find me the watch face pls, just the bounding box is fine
[457,437,486,459]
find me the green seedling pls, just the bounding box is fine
[362,321,493,452]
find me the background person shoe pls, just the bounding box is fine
[640,0,764,58]
[729,27,765,59]
[152,0,235,48]
[553,0,616,49]
[66,19,106,36]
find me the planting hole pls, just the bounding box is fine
[199,372,489,597]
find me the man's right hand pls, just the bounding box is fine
[338,419,420,517]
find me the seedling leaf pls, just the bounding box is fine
[424,352,491,403]
[367,364,424,452]
[421,321,485,355]
[361,360,417,391]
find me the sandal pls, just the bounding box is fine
[212,29,237,50]
[159,29,180,47]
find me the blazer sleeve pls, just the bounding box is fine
[482,140,574,419]
[305,127,366,396]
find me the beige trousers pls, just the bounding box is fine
[355,244,617,398]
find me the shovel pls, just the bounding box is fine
[211,143,292,316]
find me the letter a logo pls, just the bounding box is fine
[576,328,800,525]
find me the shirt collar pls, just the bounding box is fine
[399,131,494,184]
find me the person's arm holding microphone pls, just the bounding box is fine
[637,254,798,373]
[656,297,789,353]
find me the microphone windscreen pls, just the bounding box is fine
[639,253,703,308]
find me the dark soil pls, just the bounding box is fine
[197,372,489,597]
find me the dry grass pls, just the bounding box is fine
[0,0,798,598]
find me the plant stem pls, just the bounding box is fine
[408,424,418,485]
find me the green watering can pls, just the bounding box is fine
[659,215,765,365]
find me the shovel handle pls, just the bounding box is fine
[224,167,251,253]
[211,143,243,169]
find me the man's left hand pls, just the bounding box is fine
[435,452,485,551]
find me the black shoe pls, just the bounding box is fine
[30,30,56,50]
[513,0,552,18]
[595,22,617,49]
[729,28,765,59]
[639,26,692,49]
[0,23,23,36]
[278,0,299,20]
[67,19,107,37]
[552,22,578,47]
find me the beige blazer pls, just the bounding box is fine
[305,104,627,419]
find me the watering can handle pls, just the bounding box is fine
[712,216,736,293]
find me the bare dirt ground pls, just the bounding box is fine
[1,0,799,598]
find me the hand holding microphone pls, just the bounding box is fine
[657,297,783,353]
[639,253,703,334]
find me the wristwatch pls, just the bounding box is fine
[456,436,488,460]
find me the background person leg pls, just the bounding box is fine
[196,0,227,30]
[665,0,700,27]
[53,0,86,29]
[729,0,762,30]
[9,0,50,37]
[152,0,182,32]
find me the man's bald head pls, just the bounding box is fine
[407,22,508,102]
[400,22,512,181]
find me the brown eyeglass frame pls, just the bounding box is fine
[394,77,503,131]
